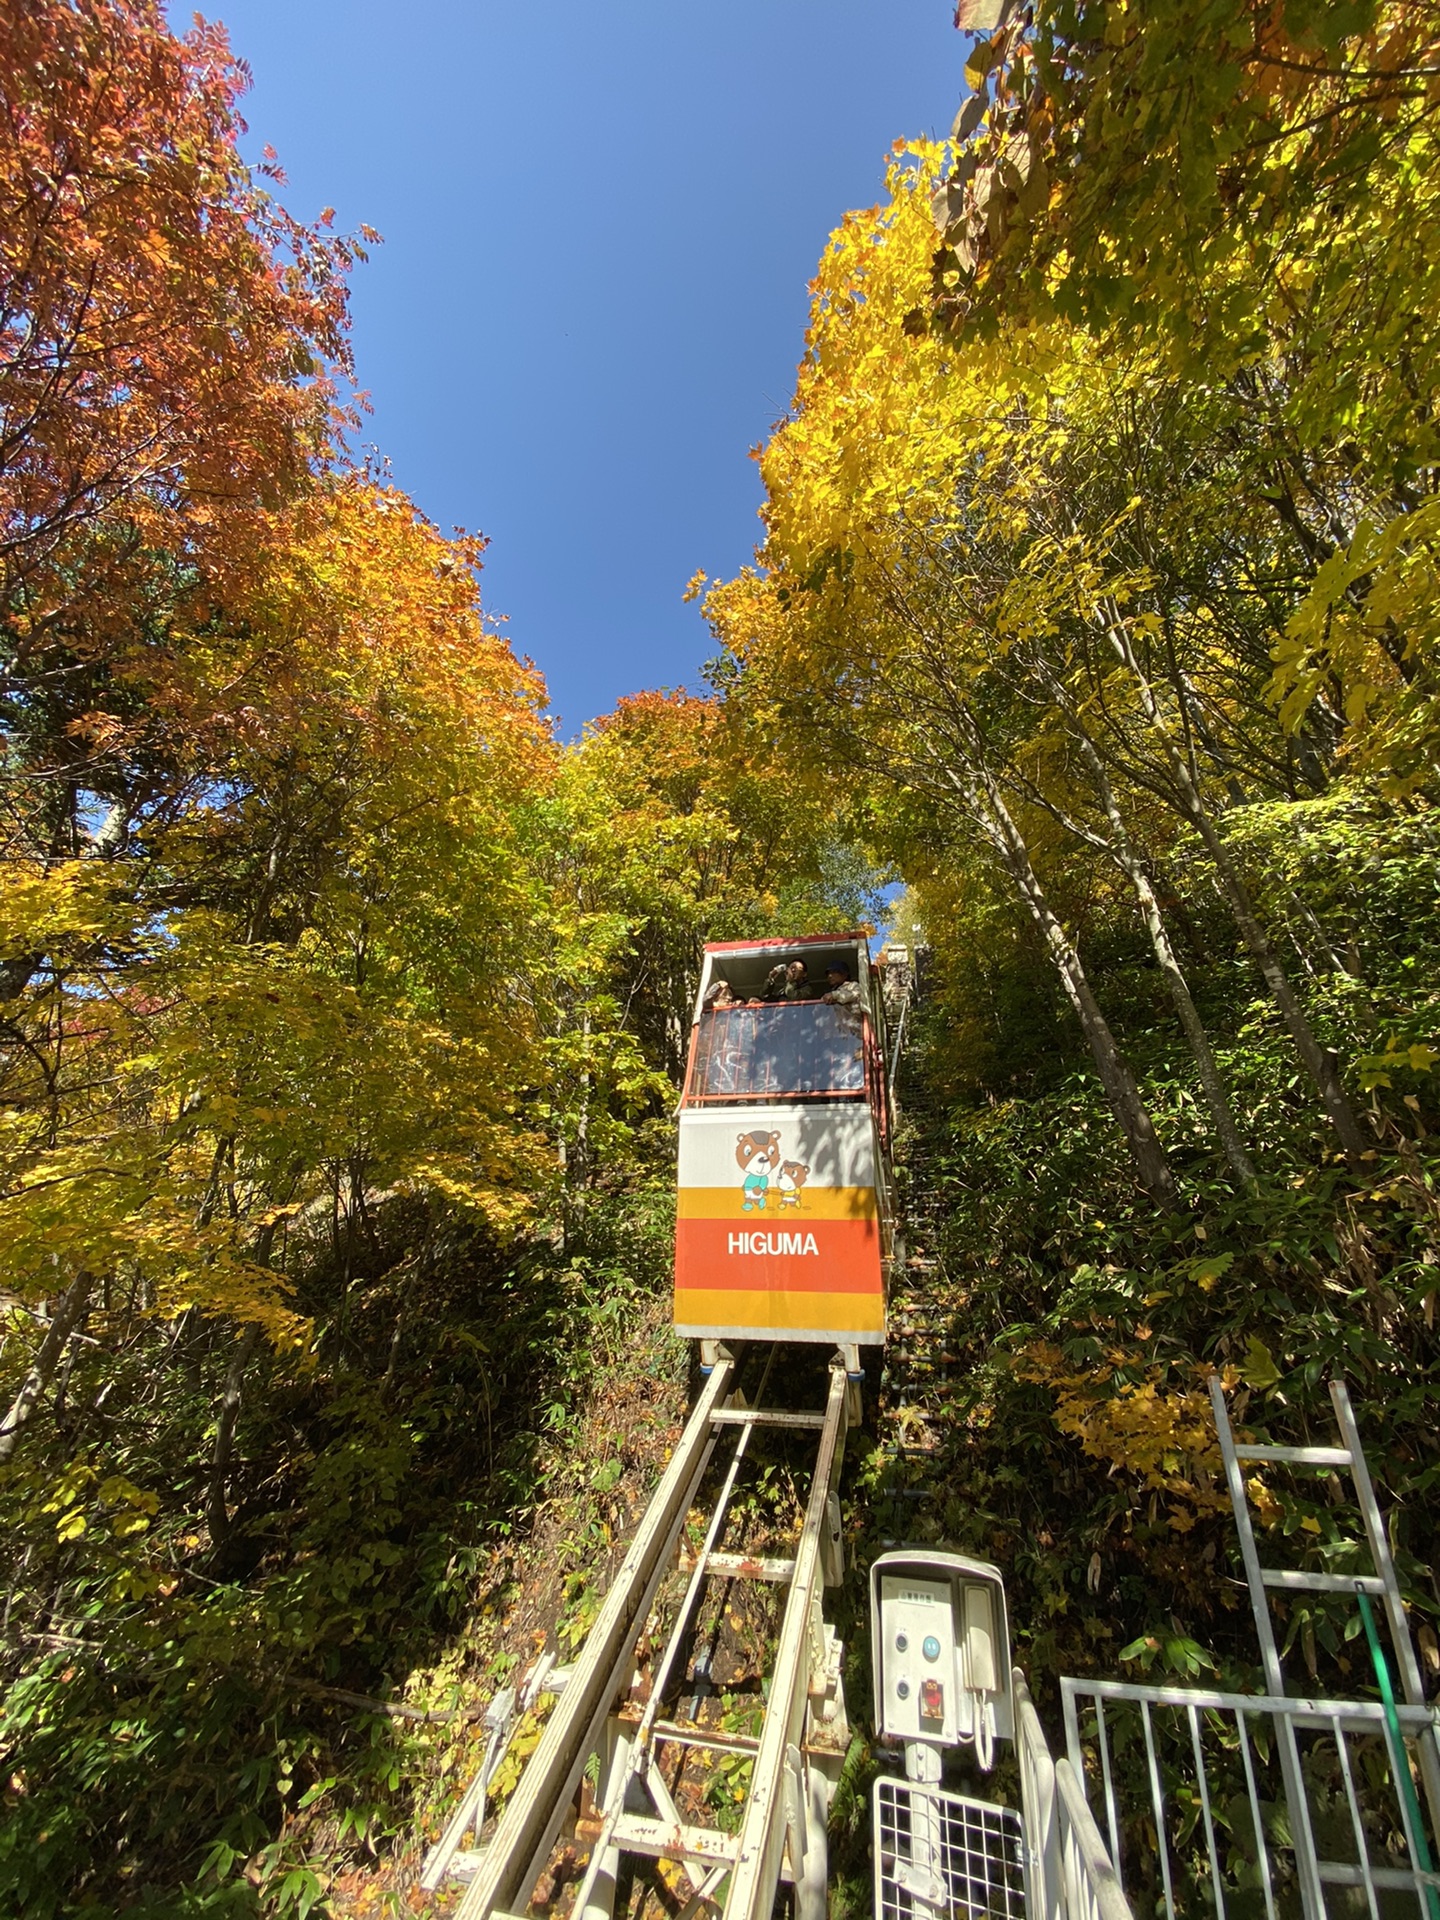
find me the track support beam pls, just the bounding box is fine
[454,1356,736,1920]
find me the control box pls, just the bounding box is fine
[870,1550,1014,1760]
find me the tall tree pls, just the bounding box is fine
[0,0,362,602]
[531,688,891,1230]
[934,0,1440,794]
[717,141,1380,1170]
[0,483,556,1459]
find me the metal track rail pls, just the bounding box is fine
[429,1347,854,1920]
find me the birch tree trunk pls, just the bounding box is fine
[811,592,1180,1207]
[1072,731,1259,1188]
[206,1322,263,1549]
[205,1218,277,1550]
[0,1270,95,1464]
[1098,602,1368,1158]
[963,762,1181,1211]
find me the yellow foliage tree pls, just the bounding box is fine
[0,482,555,1468]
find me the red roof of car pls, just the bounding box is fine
[702,932,868,954]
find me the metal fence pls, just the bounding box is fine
[1061,1676,1440,1920]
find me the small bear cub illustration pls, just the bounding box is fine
[776,1160,810,1209]
[736,1130,781,1212]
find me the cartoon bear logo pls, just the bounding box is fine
[776,1160,810,1209]
[736,1130,781,1212]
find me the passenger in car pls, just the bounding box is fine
[756,962,787,1002]
[703,977,739,1011]
[751,959,810,1005]
[821,963,865,1021]
[829,967,864,1013]
[787,961,818,999]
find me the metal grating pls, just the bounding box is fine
[874,1777,1028,1919]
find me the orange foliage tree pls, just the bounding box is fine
[0,480,557,1463]
[0,0,363,609]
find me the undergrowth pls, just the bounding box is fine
[0,1173,686,1917]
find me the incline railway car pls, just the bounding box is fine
[673,933,893,1348]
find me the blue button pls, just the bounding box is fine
[922,1635,941,1663]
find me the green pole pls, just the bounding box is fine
[1356,1585,1440,1920]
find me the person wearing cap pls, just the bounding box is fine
[821,962,865,1021]
[821,963,865,1073]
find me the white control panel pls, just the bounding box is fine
[877,1574,960,1744]
[870,1550,1014,1765]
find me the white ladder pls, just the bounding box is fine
[1209,1375,1440,1916]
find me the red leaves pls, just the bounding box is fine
[0,0,361,605]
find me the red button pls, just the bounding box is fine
[920,1677,944,1722]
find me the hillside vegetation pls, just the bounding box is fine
[701,0,1440,1822]
[2,1,1439,1914]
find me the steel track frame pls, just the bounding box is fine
[445,1349,852,1920]
[453,1356,736,1920]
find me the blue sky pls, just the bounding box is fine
[195,2,964,733]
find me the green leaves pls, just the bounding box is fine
[1240,1336,1282,1392]
[274,1867,325,1918]
[964,33,1006,89]
[1119,1632,1219,1678]
[589,1458,623,1494]
[1359,1039,1440,1092]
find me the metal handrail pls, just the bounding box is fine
[1062,1675,1439,1732]
[443,1360,852,1920]
[1055,1758,1138,1920]
[725,1364,851,1920]
[888,992,909,1095]
[1015,1669,1136,1920]
[452,1359,735,1919]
